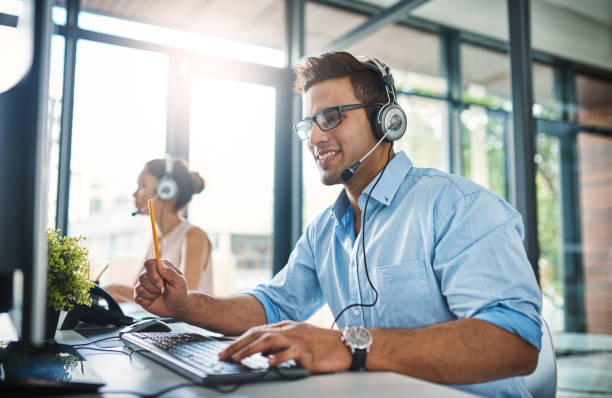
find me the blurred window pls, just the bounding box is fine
[188,76,276,295]
[68,40,168,285]
[459,106,508,199]
[47,35,65,229]
[77,0,285,67]
[576,74,612,130]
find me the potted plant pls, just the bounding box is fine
[46,229,94,339]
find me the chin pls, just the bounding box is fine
[319,171,341,186]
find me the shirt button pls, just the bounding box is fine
[353,309,360,316]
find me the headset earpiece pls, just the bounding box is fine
[358,56,407,142]
[156,154,178,201]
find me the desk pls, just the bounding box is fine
[2,311,476,397]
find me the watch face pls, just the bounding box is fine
[344,326,372,350]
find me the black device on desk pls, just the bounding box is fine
[60,285,135,330]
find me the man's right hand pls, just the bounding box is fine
[134,258,189,319]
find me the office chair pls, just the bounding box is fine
[524,318,557,398]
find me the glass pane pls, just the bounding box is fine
[533,62,562,120]
[530,0,612,76]
[68,40,168,285]
[396,95,448,171]
[412,0,508,42]
[189,76,275,295]
[346,24,446,96]
[47,35,65,229]
[576,74,612,130]
[461,44,511,111]
[78,1,285,67]
[577,133,612,334]
[459,106,508,199]
[52,0,66,25]
[535,133,562,331]
[305,2,367,55]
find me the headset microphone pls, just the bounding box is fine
[340,130,390,182]
[131,197,157,216]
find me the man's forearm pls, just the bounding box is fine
[367,319,538,385]
[175,292,268,336]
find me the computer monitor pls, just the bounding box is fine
[0,0,52,345]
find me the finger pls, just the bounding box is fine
[232,333,290,362]
[161,258,183,276]
[268,346,301,367]
[157,261,185,288]
[134,284,159,301]
[137,271,163,295]
[218,330,265,360]
[134,296,153,308]
[144,259,164,290]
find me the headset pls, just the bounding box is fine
[340,57,407,182]
[156,154,178,201]
[357,56,407,142]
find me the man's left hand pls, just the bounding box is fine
[218,321,352,373]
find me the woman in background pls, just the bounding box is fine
[105,157,212,302]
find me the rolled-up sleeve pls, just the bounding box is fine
[247,225,325,324]
[433,189,543,350]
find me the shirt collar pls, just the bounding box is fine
[359,150,413,207]
[332,151,413,219]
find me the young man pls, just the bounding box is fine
[134,52,542,397]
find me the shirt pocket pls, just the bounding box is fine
[373,259,435,328]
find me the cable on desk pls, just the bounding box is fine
[63,335,122,347]
[74,346,132,356]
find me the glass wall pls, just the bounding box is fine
[577,132,612,333]
[459,106,508,199]
[576,74,612,130]
[47,35,65,229]
[535,133,562,330]
[68,40,168,285]
[188,76,276,296]
[77,0,285,67]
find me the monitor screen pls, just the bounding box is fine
[0,0,52,344]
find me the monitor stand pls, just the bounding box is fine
[0,340,105,394]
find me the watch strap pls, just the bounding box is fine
[349,348,367,371]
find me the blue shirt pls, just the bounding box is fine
[249,151,542,397]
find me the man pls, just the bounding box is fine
[135,52,542,397]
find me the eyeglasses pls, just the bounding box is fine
[293,103,381,141]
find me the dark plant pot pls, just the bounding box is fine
[45,306,60,340]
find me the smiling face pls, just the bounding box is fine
[304,77,378,186]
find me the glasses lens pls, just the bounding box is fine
[294,119,313,140]
[316,108,341,131]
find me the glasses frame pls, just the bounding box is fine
[293,102,382,141]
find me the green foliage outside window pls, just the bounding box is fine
[47,229,94,312]
[535,135,562,304]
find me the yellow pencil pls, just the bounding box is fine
[148,199,161,265]
[148,199,164,294]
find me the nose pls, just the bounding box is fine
[308,123,328,147]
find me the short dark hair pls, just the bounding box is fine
[145,158,205,211]
[294,52,387,132]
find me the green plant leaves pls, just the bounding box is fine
[47,229,94,312]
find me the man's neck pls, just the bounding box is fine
[344,144,394,232]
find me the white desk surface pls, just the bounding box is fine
[2,311,477,397]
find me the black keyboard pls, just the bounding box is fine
[121,332,309,385]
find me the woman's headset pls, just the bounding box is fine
[156,154,178,201]
[357,56,407,142]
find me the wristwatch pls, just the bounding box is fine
[341,326,373,371]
